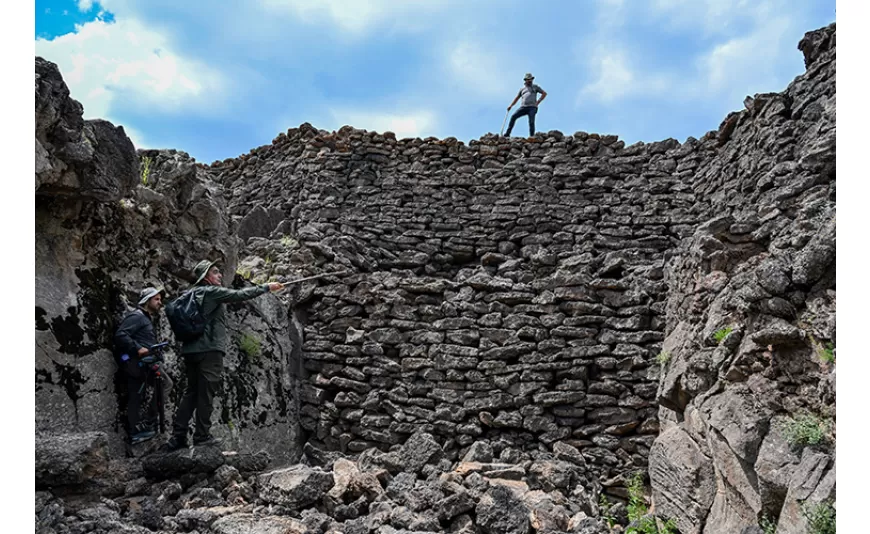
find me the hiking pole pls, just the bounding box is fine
[500,109,510,136]
[281,270,352,286]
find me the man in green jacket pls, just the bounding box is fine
[162,260,283,451]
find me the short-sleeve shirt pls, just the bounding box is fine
[518,84,544,107]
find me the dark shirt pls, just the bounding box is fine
[114,308,157,359]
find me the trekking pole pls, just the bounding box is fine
[281,270,352,286]
[500,109,510,136]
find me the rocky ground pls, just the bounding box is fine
[37,432,621,534]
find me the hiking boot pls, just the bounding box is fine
[193,435,220,447]
[159,436,188,453]
[130,430,157,445]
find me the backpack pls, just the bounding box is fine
[165,289,207,342]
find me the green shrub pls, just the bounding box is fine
[802,500,835,534]
[656,351,671,366]
[624,473,679,534]
[759,514,777,534]
[627,472,647,523]
[713,326,733,344]
[140,156,153,186]
[236,266,253,280]
[818,343,835,365]
[599,494,616,530]
[779,413,832,447]
[238,332,262,362]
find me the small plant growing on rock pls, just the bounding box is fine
[759,514,777,534]
[713,326,733,344]
[656,351,671,366]
[599,494,616,530]
[624,473,678,534]
[779,413,832,447]
[140,155,153,186]
[238,332,262,362]
[818,342,835,365]
[236,266,253,280]
[280,235,297,249]
[802,500,835,534]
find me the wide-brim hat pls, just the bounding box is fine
[138,287,166,306]
[193,259,217,285]
[524,72,534,80]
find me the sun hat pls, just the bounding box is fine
[192,259,217,285]
[138,286,166,306]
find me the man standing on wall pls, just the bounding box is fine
[505,72,547,138]
[114,286,174,445]
[161,260,284,451]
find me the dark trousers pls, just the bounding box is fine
[124,361,173,435]
[172,351,223,442]
[506,106,537,136]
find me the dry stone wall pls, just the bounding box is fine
[211,128,710,480]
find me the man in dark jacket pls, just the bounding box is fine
[114,286,174,444]
[163,260,284,451]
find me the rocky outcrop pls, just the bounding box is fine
[36,432,110,488]
[36,57,138,202]
[650,22,836,534]
[35,58,302,464]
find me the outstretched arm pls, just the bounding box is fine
[206,282,284,304]
[508,94,520,110]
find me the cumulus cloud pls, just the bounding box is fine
[578,0,809,107]
[35,18,225,121]
[650,0,755,35]
[446,41,510,98]
[577,46,672,104]
[77,0,95,12]
[328,109,437,139]
[258,0,455,34]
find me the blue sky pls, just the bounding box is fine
[35,0,835,164]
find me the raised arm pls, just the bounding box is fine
[205,282,283,304]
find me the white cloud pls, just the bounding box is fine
[77,0,94,12]
[696,15,796,98]
[650,0,755,35]
[578,0,807,107]
[35,18,225,120]
[577,46,672,104]
[579,51,634,102]
[446,41,509,98]
[328,109,437,139]
[259,0,453,34]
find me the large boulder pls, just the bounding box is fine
[257,465,335,510]
[649,426,715,534]
[211,513,308,534]
[475,485,531,534]
[142,446,226,480]
[35,432,109,488]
